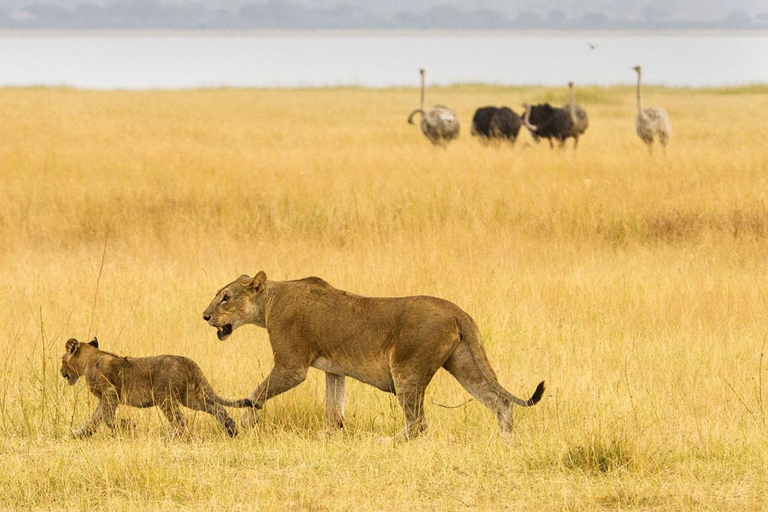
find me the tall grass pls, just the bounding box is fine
[1,85,768,509]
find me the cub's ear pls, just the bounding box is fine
[246,271,267,293]
[65,338,79,355]
[88,337,99,349]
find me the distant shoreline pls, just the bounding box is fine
[0,28,766,38]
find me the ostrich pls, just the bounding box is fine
[471,106,498,137]
[522,82,589,149]
[407,68,460,146]
[521,102,572,148]
[633,65,671,154]
[566,81,589,148]
[471,106,522,144]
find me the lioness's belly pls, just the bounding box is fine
[310,356,394,393]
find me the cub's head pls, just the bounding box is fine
[203,271,267,341]
[60,337,99,385]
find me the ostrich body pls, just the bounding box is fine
[633,66,671,153]
[490,107,523,142]
[522,102,573,148]
[522,82,589,149]
[471,106,522,143]
[407,69,460,146]
[471,107,498,137]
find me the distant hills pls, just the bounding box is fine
[1,0,767,30]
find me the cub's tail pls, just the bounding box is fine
[213,395,255,408]
[198,378,255,408]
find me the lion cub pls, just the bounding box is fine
[60,337,252,438]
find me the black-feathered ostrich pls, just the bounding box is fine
[633,66,671,154]
[521,82,589,148]
[521,102,572,148]
[407,69,460,146]
[471,106,523,144]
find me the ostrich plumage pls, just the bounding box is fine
[471,106,522,143]
[471,106,498,137]
[407,69,460,146]
[633,66,671,153]
[408,106,460,145]
[522,82,589,149]
[522,102,572,148]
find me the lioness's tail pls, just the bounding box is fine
[198,379,254,408]
[458,315,546,408]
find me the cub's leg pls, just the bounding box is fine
[187,391,238,438]
[160,399,188,438]
[74,401,103,438]
[324,373,346,429]
[74,392,118,438]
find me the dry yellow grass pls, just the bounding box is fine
[1,84,768,510]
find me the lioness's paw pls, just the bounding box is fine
[240,408,261,429]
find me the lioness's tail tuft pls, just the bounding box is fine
[525,381,546,407]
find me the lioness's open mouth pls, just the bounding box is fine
[217,324,233,340]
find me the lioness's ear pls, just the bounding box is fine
[246,271,267,293]
[88,337,99,349]
[65,338,79,355]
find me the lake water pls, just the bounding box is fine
[2,31,767,89]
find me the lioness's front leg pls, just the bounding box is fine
[241,364,308,429]
[325,373,346,429]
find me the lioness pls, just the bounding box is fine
[203,272,545,440]
[60,337,252,438]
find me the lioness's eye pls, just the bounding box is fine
[221,294,230,303]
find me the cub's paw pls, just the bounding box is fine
[72,428,94,439]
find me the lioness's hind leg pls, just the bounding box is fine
[324,373,346,429]
[393,384,428,441]
[443,343,514,435]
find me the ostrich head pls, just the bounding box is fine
[633,65,642,74]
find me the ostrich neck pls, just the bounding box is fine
[420,74,425,111]
[569,86,576,122]
[636,73,643,117]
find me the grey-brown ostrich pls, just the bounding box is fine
[567,81,589,147]
[407,69,460,146]
[633,66,671,154]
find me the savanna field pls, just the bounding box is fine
[1,84,768,510]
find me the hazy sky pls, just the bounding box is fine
[1,0,766,29]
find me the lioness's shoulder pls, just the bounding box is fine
[290,276,334,289]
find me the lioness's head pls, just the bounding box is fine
[203,271,268,340]
[60,337,99,385]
